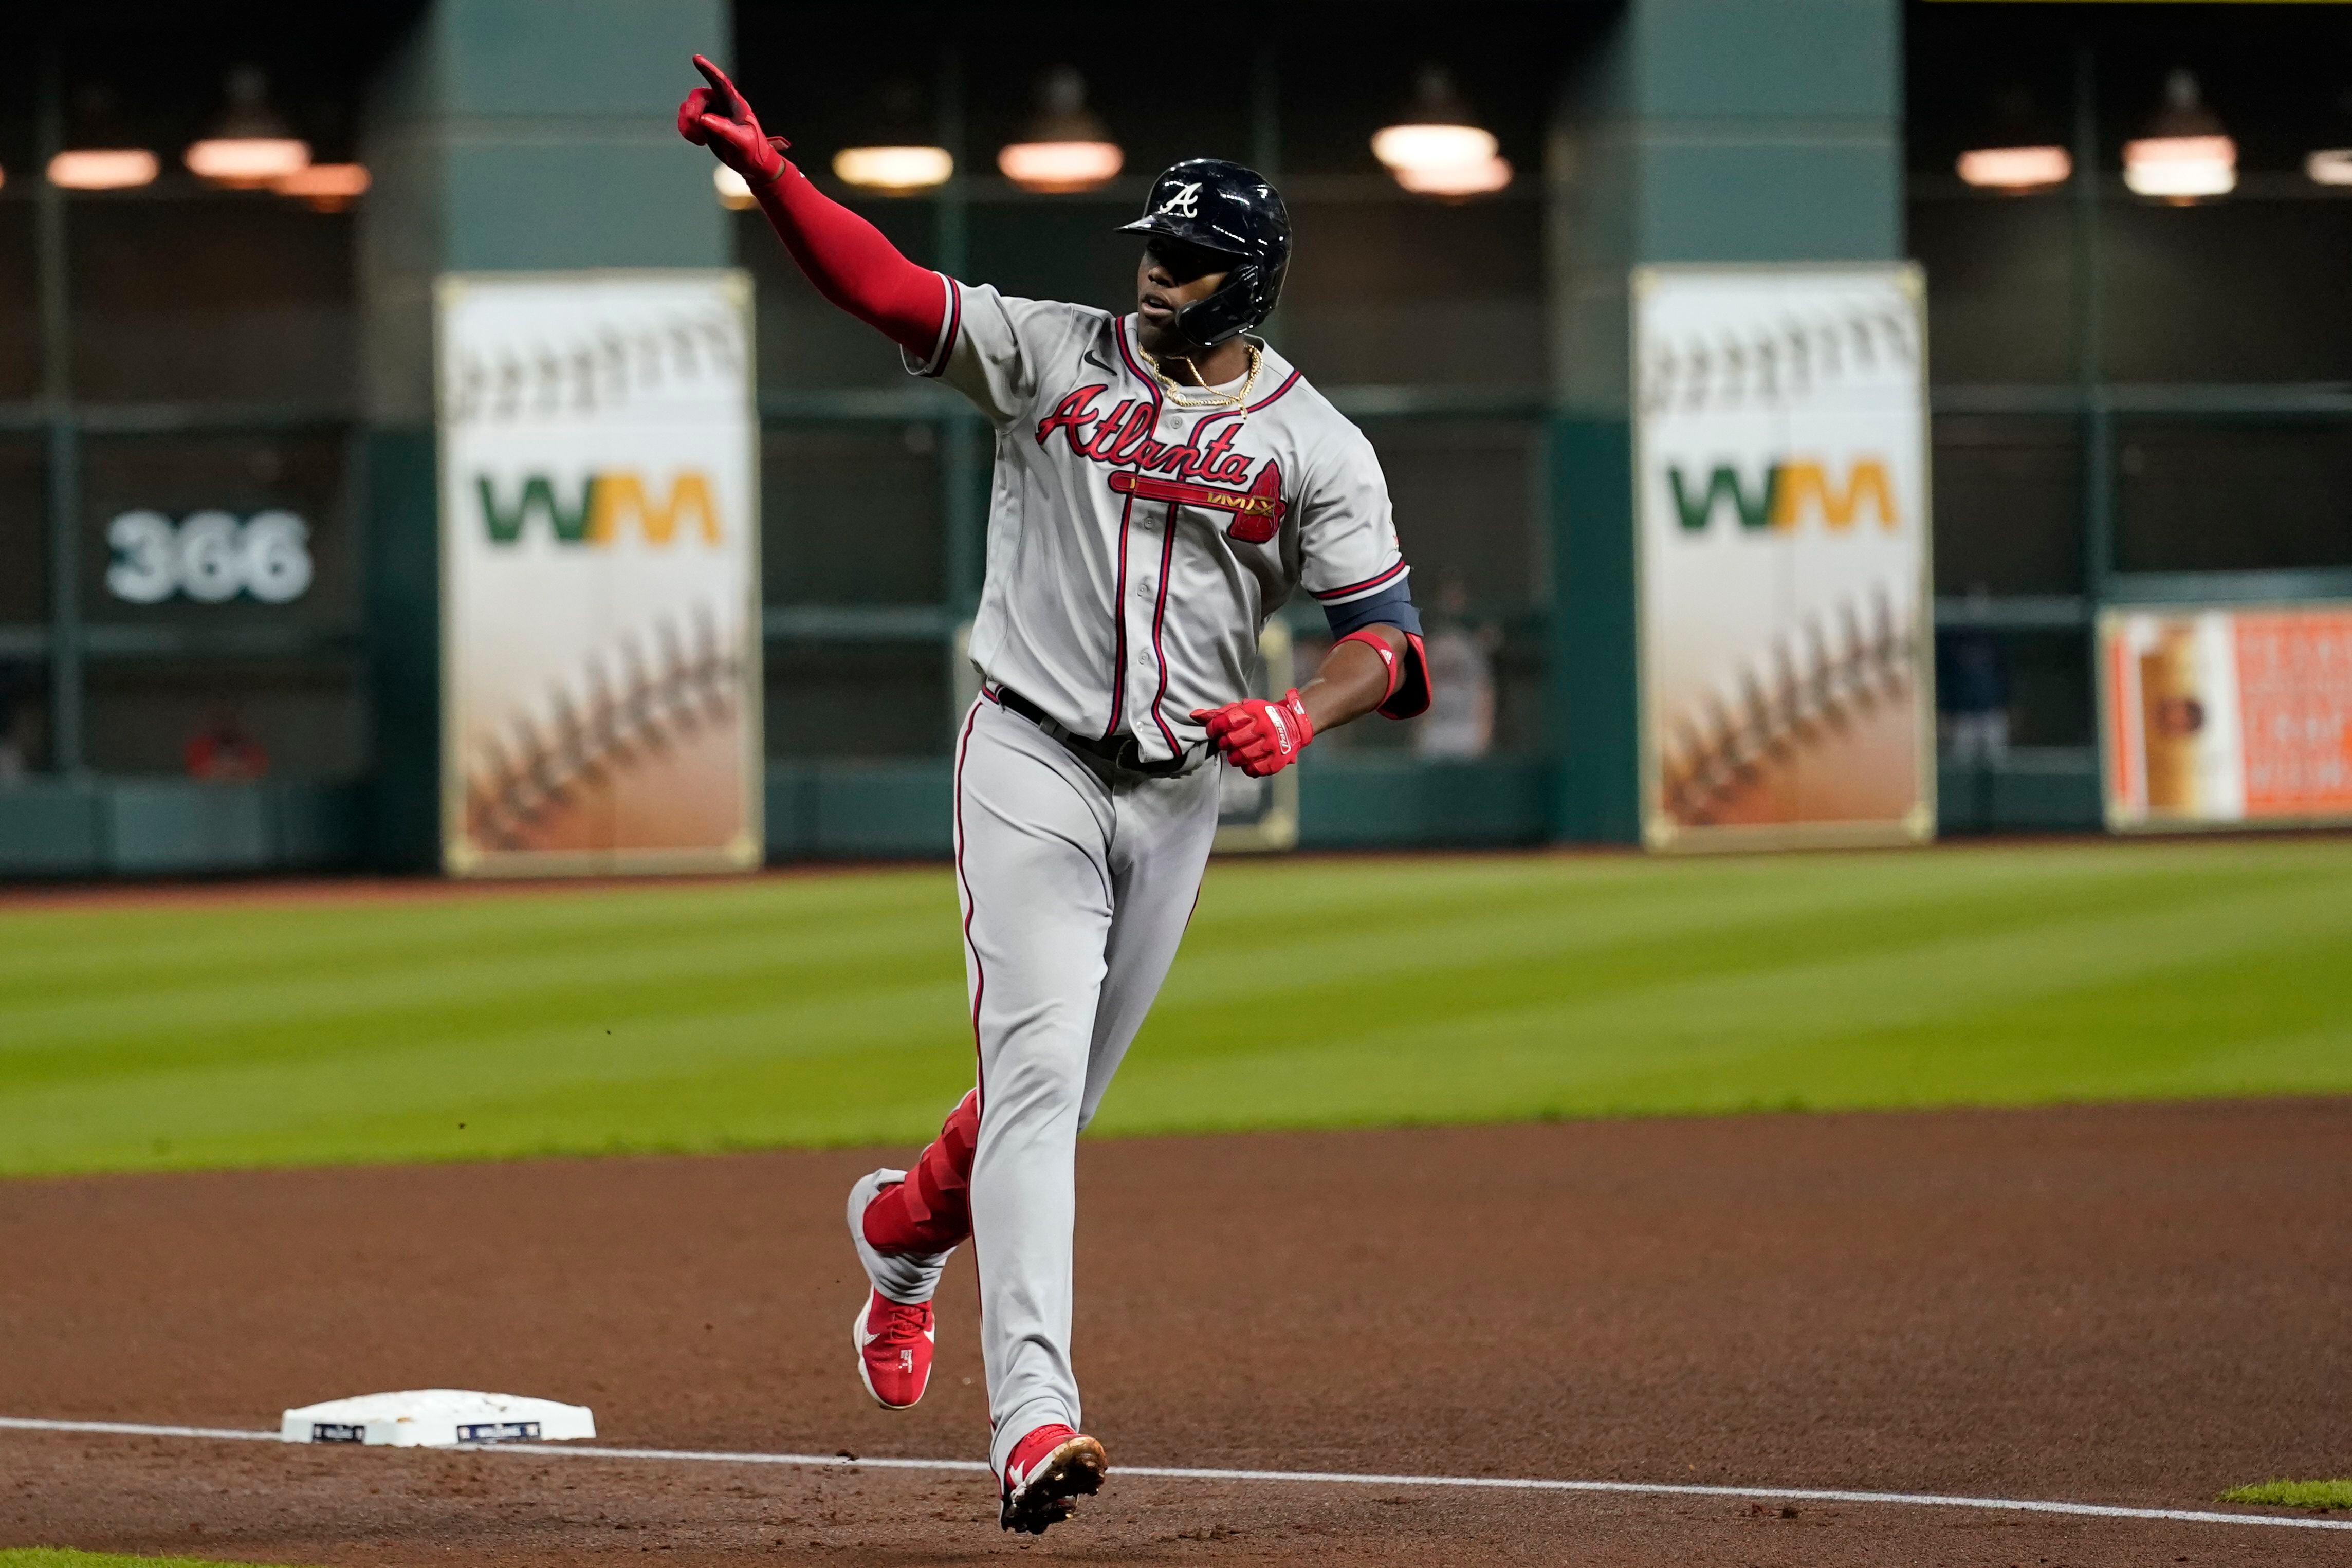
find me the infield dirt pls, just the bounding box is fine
[4,1100,2347,1564]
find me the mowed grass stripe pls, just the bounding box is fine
[0,876,952,1011]
[0,933,962,1083]
[1,838,2347,1176]
[0,976,975,1171]
[1152,853,2343,1059]
[0,880,957,1066]
[1099,863,2352,1129]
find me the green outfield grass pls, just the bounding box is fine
[2220,1479,2352,1510]
[2,837,2349,1177]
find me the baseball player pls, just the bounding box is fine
[679,56,1429,1535]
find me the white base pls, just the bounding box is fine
[279,1389,595,1447]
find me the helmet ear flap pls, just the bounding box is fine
[1172,253,1290,348]
[1173,261,1262,348]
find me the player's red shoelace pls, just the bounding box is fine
[853,1289,934,1410]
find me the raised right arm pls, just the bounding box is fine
[678,56,947,363]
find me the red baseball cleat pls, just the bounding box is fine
[998,1423,1106,1535]
[851,1289,935,1410]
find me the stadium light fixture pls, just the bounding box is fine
[1373,67,1510,198]
[2123,69,2235,202]
[272,162,370,211]
[713,164,757,210]
[1956,86,2069,194]
[998,68,1123,194]
[834,80,953,194]
[835,145,954,193]
[1956,145,2072,193]
[2304,148,2352,187]
[185,66,310,188]
[1394,154,1513,197]
[47,147,158,191]
[50,84,159,192]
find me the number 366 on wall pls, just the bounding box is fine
[106,510,315,605]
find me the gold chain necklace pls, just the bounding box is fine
[1138,343,1261,412]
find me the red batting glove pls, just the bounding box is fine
[1192,689,1315,777]
[678,54,789,186]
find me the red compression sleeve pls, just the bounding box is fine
[752,162,948,361]
[861,1090,980,1256]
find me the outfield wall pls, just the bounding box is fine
[0,755,2109,877]
[0,758,1554,876]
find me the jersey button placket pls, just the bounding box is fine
[1130,570,1155,725]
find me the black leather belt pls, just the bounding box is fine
[993,686,1193,778]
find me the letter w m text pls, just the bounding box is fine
[477,474,592,544]
[587,472,722,546]
[476,472,723,546]
[1771,459,1897,532]
[1667,459,1898,534]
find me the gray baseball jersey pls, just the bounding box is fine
[855,281,1418,1480]
[909,283,1411,763]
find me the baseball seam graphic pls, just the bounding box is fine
[1641,302,1915,414]
[1657,583,1918,825]
[446,307,745,425]
[464,603,743,851]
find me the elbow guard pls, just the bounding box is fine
[1334,628,1431,720]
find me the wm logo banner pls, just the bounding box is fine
[1632,264,1935,852]
[436,271,763,877]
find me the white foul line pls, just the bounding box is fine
[4,1415,2346,1535]
[0,1418,282,1444]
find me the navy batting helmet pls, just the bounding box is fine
[1116,158,1291,348]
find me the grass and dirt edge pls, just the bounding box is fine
[0,1552,306,1568]
[2218,1478,2352,1511]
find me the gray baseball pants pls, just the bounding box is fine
[947,692,1221,1474]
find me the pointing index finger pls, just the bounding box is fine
[691,54,745,117]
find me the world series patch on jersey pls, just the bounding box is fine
[907,279,1412,765]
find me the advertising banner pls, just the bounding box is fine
[1633,264,1936,851]
[2100,603,2352,831]
[437,271,762,876]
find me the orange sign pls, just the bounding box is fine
[2235,611,2352,816]
[2101,604,2352,829]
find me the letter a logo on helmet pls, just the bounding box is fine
[1117,158,1292,348]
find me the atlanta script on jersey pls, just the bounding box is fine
[907,281,1411,765]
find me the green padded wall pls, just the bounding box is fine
[1545,0,1902,841]
[357,0,730,867]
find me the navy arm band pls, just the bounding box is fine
[1321,578,1422,639]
